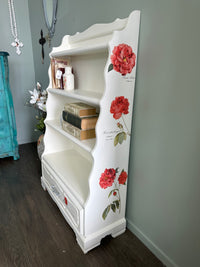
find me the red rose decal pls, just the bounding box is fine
[110,96,129,119]
[110,44,136,75]
[99,168,116,189]
[118,171,128,185]
[99,167,128,220]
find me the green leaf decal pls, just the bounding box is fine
[102,205,111,220]
[114,134,119,146]
[111,203,116,212]
[114,132,127,146]
[108,191,112,198]
[118,132,124,144]
[113,200,120,209]
[108,63,113,72]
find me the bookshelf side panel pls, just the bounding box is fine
[85,10,141,236]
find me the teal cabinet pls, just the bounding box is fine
[0,51,19,160]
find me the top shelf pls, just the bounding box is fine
[50,42,108,57]
[50,15,129,58]
[48,88,103,106]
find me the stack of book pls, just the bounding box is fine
[62,102,98,140]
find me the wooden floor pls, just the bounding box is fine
[0,143,165,267]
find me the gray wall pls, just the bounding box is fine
[0,0,39,144]
[29,0,200,266]
[28,0,51,90]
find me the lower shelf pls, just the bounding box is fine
[45,120,96,153]
[42,173,126,253]
[42,149,92,206]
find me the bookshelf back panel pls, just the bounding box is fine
[44,124,74,154]
[46,90,100,121]
[71,51,107,93]
[43,148,92,205]
[44,122,95,159]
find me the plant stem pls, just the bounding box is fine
[115,188,121,213]
[122,114,130,136]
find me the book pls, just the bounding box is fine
[64,102,96,117]
[62,110,98,130]
[62,120,96,140]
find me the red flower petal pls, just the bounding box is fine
[110,43,136,75]
[99,168,116,189]
[110,96,129,120]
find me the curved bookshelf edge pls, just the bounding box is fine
[50,16,128,58]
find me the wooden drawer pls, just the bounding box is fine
[42,162,80,230]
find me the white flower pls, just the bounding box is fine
[41,90,47,97]
[37,102,46,112]
[29,88,39,104]
[36,82,41,90]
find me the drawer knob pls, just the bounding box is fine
[64,197,68,205]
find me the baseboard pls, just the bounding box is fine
[126,219,179,267]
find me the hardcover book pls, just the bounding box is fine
[62,120,96,140]
[62,110,98,130]
[64,102,96,117]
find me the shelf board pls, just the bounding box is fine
[45,120,96,153]
[43,149,92,206]
[48,88,103,106]
[50,43,108,57]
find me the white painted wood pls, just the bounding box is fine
[50,17,128,57]
[76,218,126,254]
[43,149,92,206]
[41,10,141,253]
[45,120,96,152]
[48,88,103,106]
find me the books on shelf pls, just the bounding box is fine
[64,102,96,117]
[62,102,98,140]
[62,120,96,140]
[62,110,98,130]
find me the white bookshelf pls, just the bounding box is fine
[41,10,140,253]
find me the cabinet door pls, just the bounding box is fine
[0,90,7,108]
[0,136,12,154]
[0,104,12,153]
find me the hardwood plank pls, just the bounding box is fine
[0,143,165,267]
